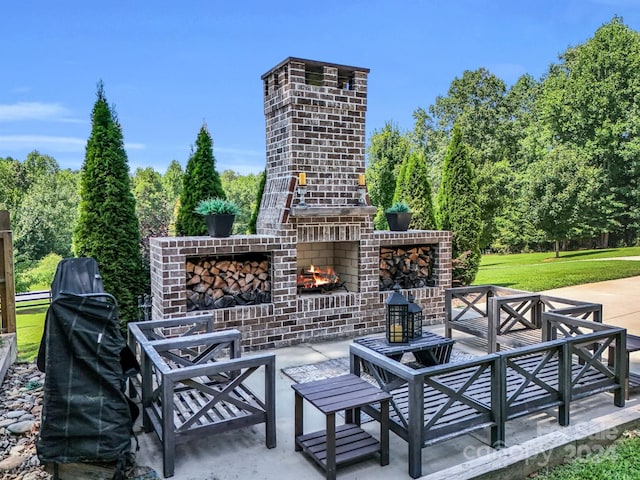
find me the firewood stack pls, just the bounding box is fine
[379,245,435,290]
[186,257,271,311]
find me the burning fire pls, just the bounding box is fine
[297,264,340,289]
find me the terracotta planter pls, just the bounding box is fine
[204,214,235,237]
[386,212,412,231]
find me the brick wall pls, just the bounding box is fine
[149,229,451,351]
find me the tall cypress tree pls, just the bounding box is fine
[73,82,146,325]
[175,124,225,236]
[392,150,436,230]
[247,169,266,234]
[436,124,482,285]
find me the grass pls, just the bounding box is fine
[475,247,640,291]
[533,431,640,479]
[15,305,48,362]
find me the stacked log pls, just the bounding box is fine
[186,256,271,311]
[379,245,435,291]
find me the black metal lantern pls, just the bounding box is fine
[385,286,409,344]
[407,293,423,339]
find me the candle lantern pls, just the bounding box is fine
[297,172,308,207]
[407,293,423,339]
[385,285,409,344]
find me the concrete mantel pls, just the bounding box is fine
[290,206,378,217]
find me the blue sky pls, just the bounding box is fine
[2,1,640,175]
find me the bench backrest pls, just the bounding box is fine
[350,320,626,447]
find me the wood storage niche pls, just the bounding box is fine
[186,253,271,311]
[379,245,436,291]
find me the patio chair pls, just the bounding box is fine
[129,323,276,477]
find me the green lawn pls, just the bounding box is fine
[533,432,640,479]
[15,305,47,362]
[475,247,640,291]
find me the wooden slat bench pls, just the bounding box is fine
[445,285,603,353]
[350,315,626,479]
[128,320,276,478]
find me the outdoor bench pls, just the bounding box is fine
[128,317,276,478]
[445,285,602,353]
[350,314,626,479]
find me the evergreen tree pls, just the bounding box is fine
[247,169,266,234]
[73,82,146,326]
[175,124,225,236]
[436,125,482,285]
[366,122,412,229]
[392,150,436,230]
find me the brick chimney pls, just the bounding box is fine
[257,58,373,235]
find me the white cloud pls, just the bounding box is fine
[0,135,145,153]
[0,102,81,123]
[125,142,146,150]
[0,134,86,152]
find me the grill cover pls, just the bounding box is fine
[36,258,134,464]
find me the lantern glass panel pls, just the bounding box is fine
[385,289,409,344]
[407,295,423,339]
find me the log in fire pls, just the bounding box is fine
[296,265,347,294]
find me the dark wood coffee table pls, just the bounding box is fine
[354,330,455,366]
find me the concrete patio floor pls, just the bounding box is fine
[134,277,640,480]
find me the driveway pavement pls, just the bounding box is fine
[543,275,640,335]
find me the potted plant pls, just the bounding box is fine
[195,198,240,237]
[385,202,412,231]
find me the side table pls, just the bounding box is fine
[292,374,391,480]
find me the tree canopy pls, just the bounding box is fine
[366,122,412,229]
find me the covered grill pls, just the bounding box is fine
[36,257,137,475]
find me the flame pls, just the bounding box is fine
[297,264,340,288]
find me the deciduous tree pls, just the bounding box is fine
[14,169,79,262]
[220,170,262,234]
[525,146,602,257]
[537,16,640,245]
[429,68,511,247]
[247,169,266,234]
[132,167,171,273]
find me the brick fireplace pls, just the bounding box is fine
[149,57,452,349]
